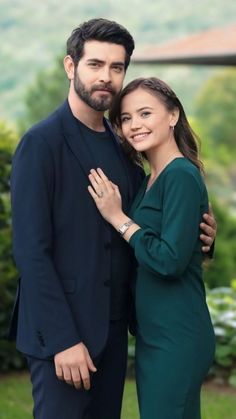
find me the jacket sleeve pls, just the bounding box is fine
[129,168,206,279]
[11,132,81,357]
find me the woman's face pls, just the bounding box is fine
[120,87,178,153]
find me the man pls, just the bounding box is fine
[9,18,216,419]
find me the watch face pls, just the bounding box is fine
[119,225,127,234]
[118,220,133,236]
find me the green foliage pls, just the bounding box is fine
[195,69,236,162]
[19,56,68,132]
[0,121,25,371]
[207,285,236,386]
[203,198,236,288]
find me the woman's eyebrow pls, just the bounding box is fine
[121,106,153,115]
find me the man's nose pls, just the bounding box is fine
[99,67,111,83]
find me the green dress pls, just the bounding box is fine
[129,158,215,419]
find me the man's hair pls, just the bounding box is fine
[66,18,135,70]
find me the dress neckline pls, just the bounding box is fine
[145,157,186,194]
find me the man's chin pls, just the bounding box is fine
[91,99,112,112]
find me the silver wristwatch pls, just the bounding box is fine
[117,220,134,236]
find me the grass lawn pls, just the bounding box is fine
[0,373,236,418]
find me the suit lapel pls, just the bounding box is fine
[59,100,96,177]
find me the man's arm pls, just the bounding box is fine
[12,132,80,355]
[12,132,97,388]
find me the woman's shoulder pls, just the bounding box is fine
[162,157,206,190]
[165,157,202,178]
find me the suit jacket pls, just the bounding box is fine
[9,100,144,359]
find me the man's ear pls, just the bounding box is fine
[63,55,75,81]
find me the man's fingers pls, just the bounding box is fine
[202,245,210,253]
[79,365,91,390]
[63,366,73,385]
[202,213,216,228]
[86,354,97,373]
[54,342,96,390]
[200,233,213,246]
[71,367,82,390]
[55,364,64,380]
[200,223,214,238]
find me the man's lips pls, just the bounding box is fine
[93,87,114,94]
[96,89,112,94]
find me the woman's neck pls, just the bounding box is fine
[146,142,183,186]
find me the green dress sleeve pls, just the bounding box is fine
[129,166,207,279]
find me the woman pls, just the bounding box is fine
[88,77,215,419]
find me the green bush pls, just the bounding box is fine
[203,199,236,288]
[0,121,25,371]
[207,284,236,387]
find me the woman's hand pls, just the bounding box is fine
[88,168,124,225]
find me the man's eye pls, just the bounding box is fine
[89,63,99,68]
[113,66,123,73]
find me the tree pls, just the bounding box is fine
[20,56,67,132]
[195,69,236,161]
[203,197,236,288]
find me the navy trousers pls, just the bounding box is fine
[27,320,128,419]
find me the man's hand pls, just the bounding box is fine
[54,342,97,390]
[200,203,217,253]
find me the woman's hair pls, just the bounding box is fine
[109,77,203,172]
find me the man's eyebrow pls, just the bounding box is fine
[111,62,125,67]
[86,59,104,64]
[86,59,125,67]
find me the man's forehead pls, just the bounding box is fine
[82,40,126,62]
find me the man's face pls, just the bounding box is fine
[73,40,126,111]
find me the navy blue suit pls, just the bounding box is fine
[9,100,143,418]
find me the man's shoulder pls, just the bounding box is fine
[25,102,66,142]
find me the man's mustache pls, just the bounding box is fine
[91,84,116,95]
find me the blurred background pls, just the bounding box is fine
[1,0,236,418]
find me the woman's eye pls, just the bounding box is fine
[120,116,130,124]
[121,116,130,123]
[141,111,151,118]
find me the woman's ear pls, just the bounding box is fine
[170,108,180,128]
[63,55,75,81]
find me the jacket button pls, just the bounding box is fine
[104,279,111,287]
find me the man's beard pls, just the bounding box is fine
[74,74,117,111]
